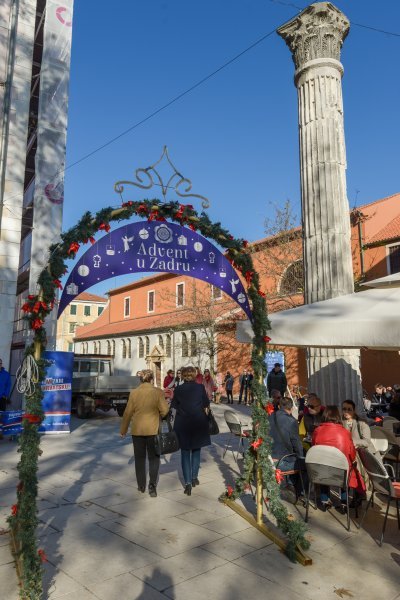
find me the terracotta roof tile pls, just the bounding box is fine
[73,292,108,303]
[367,213,400,245]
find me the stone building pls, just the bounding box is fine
[0,1,74,378]
[56,292,107,352]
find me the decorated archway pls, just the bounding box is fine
[9,151,310,598]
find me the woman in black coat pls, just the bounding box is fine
[171,365,211,496]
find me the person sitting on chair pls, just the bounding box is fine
[269,396,305,496]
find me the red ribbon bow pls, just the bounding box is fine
[275,469,284,484]
[38,549,48,563]
[53,279,63,290]
[23,413,41,424]
[11,504,18,516]
[258,290,266,298]
[242,240,249,248]
[263,336,271,343]
[98,222,111,232]
[21,302,32,313]
[188,223,196,231]
[265,403,274,415]
[244,270,254,285]
[31,318,44,330]
[250,437,263,450]
[122,201,133,208]
[227,485,234,497]
[67,242,80,255]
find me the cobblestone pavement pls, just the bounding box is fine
[1,403,399,599]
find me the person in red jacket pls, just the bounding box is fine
[312,405,366,510]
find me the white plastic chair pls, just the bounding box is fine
[370,428,389,455]
[381,420,400,478]
[305,445,352,530]
[223,410,251,463]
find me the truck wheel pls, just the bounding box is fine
[116,405,126,417]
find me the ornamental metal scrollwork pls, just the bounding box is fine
[114,146,210,209]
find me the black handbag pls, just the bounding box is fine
[154,417,180,456]
[208,409,219,435]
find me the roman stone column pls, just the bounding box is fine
[277,2,363,408]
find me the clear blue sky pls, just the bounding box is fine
[63,0,400,294]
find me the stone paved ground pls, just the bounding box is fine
[1,403,399,600]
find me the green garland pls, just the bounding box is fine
[10,198,309,598]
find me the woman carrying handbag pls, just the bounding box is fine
[171,365,211,496]
[120,370,169,498]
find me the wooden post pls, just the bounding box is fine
[256,462,263,525]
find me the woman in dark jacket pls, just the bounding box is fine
[171,365,211,496]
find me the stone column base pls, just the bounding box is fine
[307,348,363,412]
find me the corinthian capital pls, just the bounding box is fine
[277,2,350,70]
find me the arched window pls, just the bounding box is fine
[106,340,111,355]
[181,332,188,357]
[279,260,304,296]
[122,339,127,359]
[166,334,171,358]
[190,331,197,357]
[85,342,88,354]
[145,336,150,356]
[93,341,97,355]
[138,337,144,358]
[127,338,131,359]
[81,343,85,354]
[98,340,101,354]
[158,335,164,350]
[111,339,115,356]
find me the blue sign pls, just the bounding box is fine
[265,351,285,373]
[58,221,252,320]
[40,351,73,434]
[1,410,24,436]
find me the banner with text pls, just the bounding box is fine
[58,221,252,319]
[40,351,73,434]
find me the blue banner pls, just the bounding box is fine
[58,220,252,320]
[40,351,73,434]
[1,410,24,436]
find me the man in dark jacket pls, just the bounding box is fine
[267,363,287,397]
[269,396,305,495]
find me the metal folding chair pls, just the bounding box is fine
[358,447,400,546]
[222,410,251,463]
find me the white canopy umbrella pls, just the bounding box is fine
[237,286,400,350]
[361,272,400,289]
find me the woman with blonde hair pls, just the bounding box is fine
[172,365,211,495]
[120,369,169,497]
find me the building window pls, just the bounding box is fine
[84,305,91,316]
[93,341,97,354]
[111,340,115,356]
[176,283,185,307]
[388,244,400,274]
[85,342,88,354]
[68,342,73,352]
[122,339,127,359]
[127,338,131,359]
[106,340,111,355]
[98,306,104,316]
[69,322,77,334]
[190,331,197,356]
[211,285,222,300]
[81,343,85,354]
[98,340,101,354]
[145,336,150,355]
[166,334,171,357]
[158,335,164,350]
[279,260,304,296]
[148,290,155,313]
[138,337,144,358]
[124,297,130,318]
[70,304,77,315]
[181,332,188,357]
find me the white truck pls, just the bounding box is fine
[72,355,140,418]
